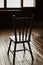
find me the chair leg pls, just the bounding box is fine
[28,42,34,61]
[13,43,16,65]
[23,43,25,54]
[7,39,12,55]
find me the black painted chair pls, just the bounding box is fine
[7,14,34,65]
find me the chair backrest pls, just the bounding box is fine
[12,14,34,42]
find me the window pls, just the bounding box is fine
[0,0,36,9]
[23,0,35,7]
[0,0,4,8]
[7,0,21,8]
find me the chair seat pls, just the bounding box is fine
[9,36,15,41]
[9,35,29,43]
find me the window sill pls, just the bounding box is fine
[0,8,22,11]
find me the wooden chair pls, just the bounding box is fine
[7,14,34,65]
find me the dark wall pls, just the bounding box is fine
[33,0,43,28]
[36,0,43,21]
[0,8,36,28]
[0,11,22,28]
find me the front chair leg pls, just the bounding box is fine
[7,39,12,55]
[28,42,34,61]
[23,42,25,55]
[13,43,16,65]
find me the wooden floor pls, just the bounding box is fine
[0,28,43,65]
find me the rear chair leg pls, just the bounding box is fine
[13,43,16,65]
[7,39,12,55]
[28,42,34,61]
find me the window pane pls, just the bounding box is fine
[7,0,21,8]
[0,0,4,8]
[23,0,36,7]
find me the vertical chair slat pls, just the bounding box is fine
[25,22,28,41]
[19,29,21,41]
[22,28,24,41]
[15,29,17,42]
[28,17,33,41]
[25,28,28,41]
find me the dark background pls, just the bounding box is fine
[0,0,43,29]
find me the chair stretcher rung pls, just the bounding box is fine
[10,48,29,54]
[16,48,29,52]
[15,49,27,52]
